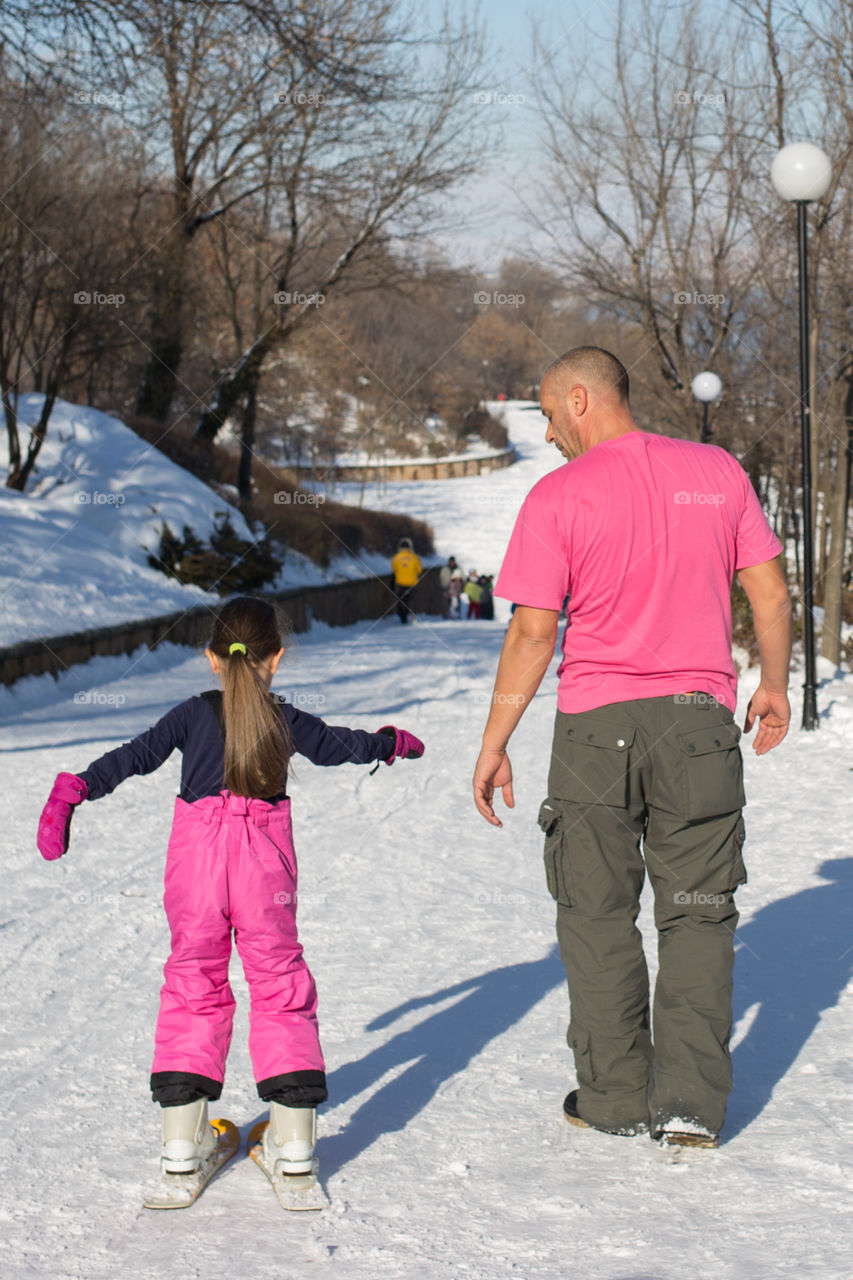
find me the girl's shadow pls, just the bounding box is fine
[727,857,853,1139]
[315,952,564,1177]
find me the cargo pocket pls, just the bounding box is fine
[675,720,745,820]
[549,718,636,808]
[538,798,570,905]
[567,1024,595,1085]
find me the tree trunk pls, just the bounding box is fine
[3,388,21,487]
[194,327,276,444]
[820,400,853,667]
[134,211,190,422]
[237,370,260,501]
[6,387,58,491]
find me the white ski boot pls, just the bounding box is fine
[250,1103,328,1210]
[261,1102,316,1175]
[161,1098,218,1174]
[144,1100,239,1209]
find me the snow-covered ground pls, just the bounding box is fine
[3,400,853,1279]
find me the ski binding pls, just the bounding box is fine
[143,1117,239,1210]
[248,1120,329,1211]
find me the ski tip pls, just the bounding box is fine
[247,1119,269,1151]
[211,1117,240,1140]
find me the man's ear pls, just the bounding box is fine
[570,384,589,416]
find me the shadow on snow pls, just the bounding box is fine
[308,952,564,1177]
[727,857,853,1140]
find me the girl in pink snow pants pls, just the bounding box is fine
[37,595,425,1187]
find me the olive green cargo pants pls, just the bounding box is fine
[540,694,747,1137]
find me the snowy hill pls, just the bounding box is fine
[0,396,381,648]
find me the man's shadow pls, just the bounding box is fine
[727,857,853,1139]
[312,952,564,1177]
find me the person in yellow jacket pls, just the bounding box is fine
[390,537,422,624]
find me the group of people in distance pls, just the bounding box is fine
[440,556,495,620]
[390,544,496,623]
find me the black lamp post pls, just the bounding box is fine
[692,371,723,444]
[771,142,832,732]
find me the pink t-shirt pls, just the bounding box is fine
[495,430,783,714]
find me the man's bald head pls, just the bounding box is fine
[542,347,630,405]
[539,346,636,459]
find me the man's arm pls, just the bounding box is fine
[736,555,793,754]
[473,605,559,825]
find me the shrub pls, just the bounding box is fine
[147,514,282,595]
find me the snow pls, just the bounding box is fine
[3,401,853,1279]
[0,395,389,648]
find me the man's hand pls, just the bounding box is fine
[473,747,514,827]
[743,686,790,755]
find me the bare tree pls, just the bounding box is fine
[528,0,853,671]
[0,64,149,489]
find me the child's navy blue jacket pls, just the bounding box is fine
[80,690,393,803]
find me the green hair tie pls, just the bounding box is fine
[229,642,247,656]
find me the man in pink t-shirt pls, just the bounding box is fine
[473,347,792,1148]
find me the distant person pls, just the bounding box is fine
[464,571,483,620]
[390,537,422,625]
[473,345,791,1150]
[448,569,464,619]
[440,556,459,617]
[479,574,494,621]
[36,596,424,1207]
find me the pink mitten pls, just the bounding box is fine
[37,772,88,861]
[378,726,425,765]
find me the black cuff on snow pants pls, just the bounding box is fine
[151,1071,223,1107]
[257,1070,328,1108]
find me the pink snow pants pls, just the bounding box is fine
[151,792,324,1085]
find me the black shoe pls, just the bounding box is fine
[562,1090,591,1129]
[563,1090,649,1137]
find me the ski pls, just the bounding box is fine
[143,1118,240,1210]
[248,1120,329,1211]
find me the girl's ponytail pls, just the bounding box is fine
[208,597,292,798]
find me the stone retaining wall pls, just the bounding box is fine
[293,445,516,484]
[0,567,444,688]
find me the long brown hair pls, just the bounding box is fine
[208,597,292,798]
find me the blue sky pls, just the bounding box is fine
[413,0,619,272]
